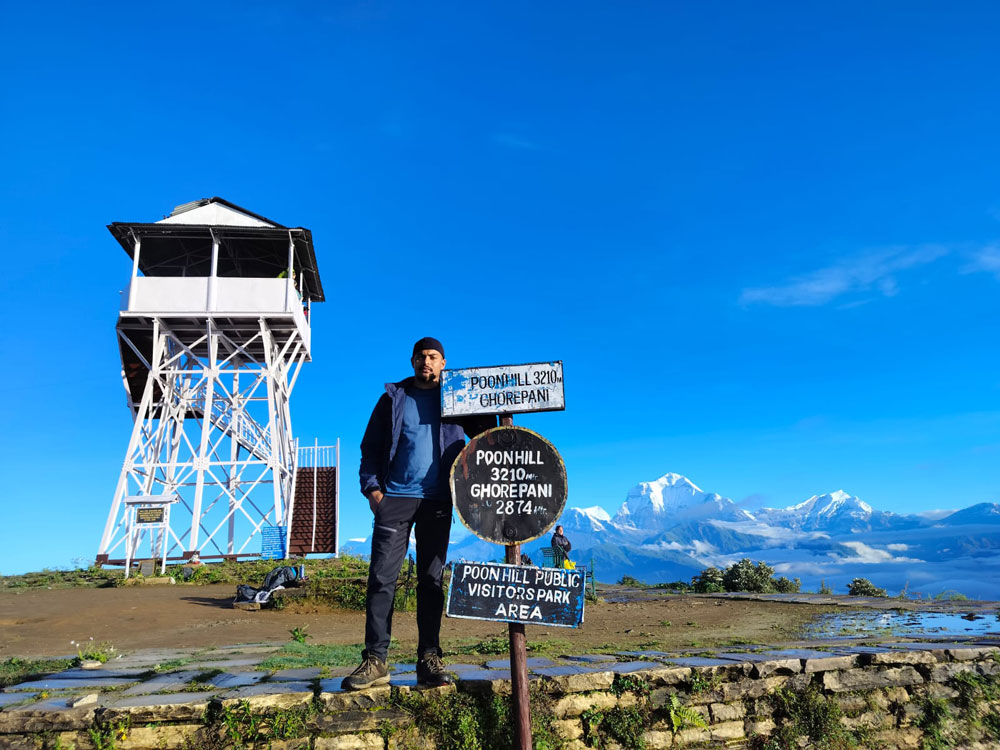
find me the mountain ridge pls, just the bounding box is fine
[447,472,1000,598]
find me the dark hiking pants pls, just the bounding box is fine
[364,494,451,661]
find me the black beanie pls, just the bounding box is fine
[412,337,445,357]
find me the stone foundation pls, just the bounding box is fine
[2,642,999,748]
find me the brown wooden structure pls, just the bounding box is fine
[289,463,339,556]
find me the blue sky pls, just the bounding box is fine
[1,2,999,574]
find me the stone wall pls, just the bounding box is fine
[2,642,999,748]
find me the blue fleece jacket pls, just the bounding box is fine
[359,377,496,498]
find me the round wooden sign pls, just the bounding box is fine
[450,426,567,545]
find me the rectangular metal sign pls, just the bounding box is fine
[441,361,565,417]
[135,507,165,524]
[260,526,287,560]
[446,561,585,628]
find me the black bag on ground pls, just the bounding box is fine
[233,566,302,605]
[235,584,258,603]
[261,566,300,591]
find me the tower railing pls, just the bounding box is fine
[186,380,272,464]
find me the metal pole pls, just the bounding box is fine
[501,413,532,750]
[285,231,294,312]
[126,234,141,310]
[98,322,160,559]
[189,325,217,553]
[123,506,134,579]
[159,504,170,575]
[311,437,318,553]
[208,230,219,311]
[260,320,284,527]
[335,438,340,557]
[229,368,239,555]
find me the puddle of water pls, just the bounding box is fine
[805,610,1000,639]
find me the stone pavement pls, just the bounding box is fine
[2,636,999,733]
[0,638,1000,750]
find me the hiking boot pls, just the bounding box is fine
[341,653,390,690]
[416,651,451,687]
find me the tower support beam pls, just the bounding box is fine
[98,316,305,565]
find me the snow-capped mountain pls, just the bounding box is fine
[755,490,914,533]
[562,506,612,532]
[935,503,1000,526]
[446,472,1000,598]
[612,473,753,530]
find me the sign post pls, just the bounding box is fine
[445,362,569,750]
[261,525,288,560]
[122,496,176,578]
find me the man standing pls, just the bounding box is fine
[551,524,572,567]
[343,337,495,690]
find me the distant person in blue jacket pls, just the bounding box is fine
[343,337,495,691]
[551,525,572,566]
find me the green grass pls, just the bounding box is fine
[447,636,511,656]
[0,565,123,591]
[445,634,573,659]
[154,657,194,671]
[168,555,372,586]
[0,554,374,592]
[72,638,117,663]
[0,656,75,688]
[0,555,431,618]
[526,638,573,656]
[253,633,579,671]
[257,641,375,670]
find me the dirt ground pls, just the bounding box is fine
[0,584,837,660]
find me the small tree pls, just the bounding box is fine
[691,567,724,593]
[722,558,775,593]
[772,576,801,593]
[847,577,887,597]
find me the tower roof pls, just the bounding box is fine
[108,198,325,302]
[159,197,283,227]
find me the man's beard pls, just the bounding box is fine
[415,370,437,384]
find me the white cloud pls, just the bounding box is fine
[961,244,1000,280]
[710,519,811,542]
[773,561,831,576]
[691,540,718,556]
[640,540,687,552]
[886,544,909,552]
[740,246,948,307]
[835,541,922,564]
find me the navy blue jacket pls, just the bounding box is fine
[359,377,496,498]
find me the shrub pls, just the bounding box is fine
[847,578,887,597]
[772,576,801,594]
[761,685,852,748]
[288,626,310,644]
[722,559,774,593]
[690,567,724,593]
[72,638,116,664]
[934,590,968,601]
[653,580,692,593]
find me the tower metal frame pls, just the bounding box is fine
[96,199,330,566]
[97,315,307,563]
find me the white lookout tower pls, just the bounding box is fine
[97,198,339,570]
